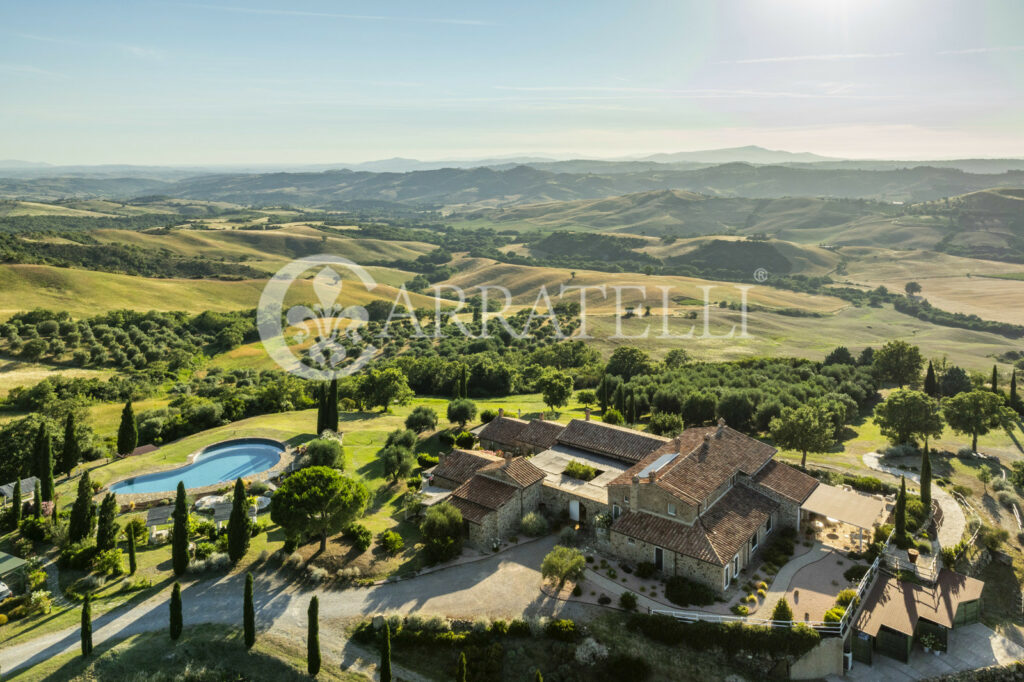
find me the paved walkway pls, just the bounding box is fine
[863,452,967,547]
[1,536,586,676]
[750,542,830,617]
[831,622,1024,681]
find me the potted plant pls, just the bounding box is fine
[907,548,919,564]
[920,633,939,653]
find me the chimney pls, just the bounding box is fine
[649,468,660,483]
[498,407,504,418]
[584,406,591,421]
[538,412,544,421]
[716,417,726,437]
[503,450,513,463]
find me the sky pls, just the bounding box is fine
[1,0,1023,165]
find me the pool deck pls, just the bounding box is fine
[108,437,295,507]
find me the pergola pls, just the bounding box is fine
[802,484,888,550]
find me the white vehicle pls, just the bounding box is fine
[0,581,12,601]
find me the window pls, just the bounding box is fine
[624,496,630,507]
[732,554,739,577]
[723,565,730,590]
[612,504,621,519]
[627,537,636,545]
[766,514,773,533]
[751,532,758,552]
[667,503,676,517]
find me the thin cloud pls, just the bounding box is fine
[938,45,1024,55]
[720,52,904,64]
[175,3,493,26]
[0,63,67,79]
[11,32,164,59]
[492,85,890,100]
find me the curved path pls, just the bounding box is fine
[1,537,583,676]
[862,452,966,547]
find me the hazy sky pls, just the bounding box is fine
[2,0,1023,164]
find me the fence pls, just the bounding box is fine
[651,527,892,638]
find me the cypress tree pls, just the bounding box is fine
[32,480,42,520]
[992,365,999,393]
[920,450,932,515]
[127,526,137,575]
[1011,370,1020,413]
[244,572,255,649]
[96,493,118,551]
[315,383,326,435]
[60,413,81,478]
[535,671,543,682]
[381,621,392,682]
[169,582,183,640]
[771,597,794,623]
[116,400,137,456]
[307,596,320,676]
[11,479,21,528]
[172,481,189,575]
[327,378,339,432]
[34,424,54,502]
[924,361,938,397]
[227,477,250,563]
[81,594,93,657]
[455,650,466,682]
[460,364,469,399]
[895,475,907,539]
[68,471,94,543]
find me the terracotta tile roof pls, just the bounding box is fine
[556,419,668,464]
[481,456,546,488]
[477,416,529,447]
[432,449,503,486]
[752,459,819,504]
[448,475,518,524]
[517,420,565,450]
[855,570,985,637]
[609,427,715,487]
[611,485,777,566]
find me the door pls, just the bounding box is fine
[654,547,664,571]
[569,500,580,522]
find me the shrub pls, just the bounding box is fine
[664,576,716,607]
[207,553,230,570]
[572,584,582,596]
[574,636,609,665]
[992,478,1008,492]
[558,526,578,546]
[597,594,611,605]
[285,551,305,570]
[18,517,49,543]
[306,566,329,583]
[454,431,475,449]
[545,618,579,642]
[916,540,932,555]
[957,446,974,458]
[884,444,918,458]
[195,542,217,560]
[997,491,1017,508]
[377,530,404,556]
[563,460,598,481]
[731,604,749,616]
[619,591,638,611]
[597,654,651,682]
[541,546,586,586]
[93,549,124,576]
[843,565,870,582]
[635,561,655,579]
[59,541,99,571]
[416,453,439,468]
[627,613,820,659]
[13,538,33,559]
[823,606,846,624]
[520,511,549,537]
[835,589,859,608]
[480,409,497,424]
[602,409,624,425]
[343,523,373,552]
[124,518,147,545]
[508,619,530,637]
[952,484,972,498]
[420,502,464,564]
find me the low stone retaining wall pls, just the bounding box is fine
[109,437,293,508]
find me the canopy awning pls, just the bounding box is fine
[802,483,887,530]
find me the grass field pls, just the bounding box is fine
[0,357,112,398]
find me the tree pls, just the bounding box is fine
[172,481,189,576]
[459,363,470,400]
[405,405,438,433]
[940,365,973,397]
[381,621,393,682]
[381,446,415,483]
[977,466,993,492]
[117,400,138,456]
[595,374,622,411]
[770,405,834,469]
[576,390,597,407]
[33,424,54,502]
[602,408,624,425]
[455,651,466,682]
[169,582,183,641]
[11,479,21,528]
[244,572,255,649]
[943,390,1013,452]
[81,594,93,657]
[538,369,573,412]
[32,480,42,520]
[771,597,794,624]
[540,545,586,588]
[447,399,477,429]
[991,365,999,393]
[920,450,932,513]
[681,392,716,427]
[96,493,119,551]
[923,361,938,398]
[894,476,907,538]
[604,346,651,380]
[307,596,321,676]
[420,502,463,564]
[270,467,369,552]
[315,382,326,435]
[823,346,855,366]
[905,281,922,296]
[302,438,345,469]
[68,471,95,543]
[127,526,137,575]
[326,378,339,432]
[1011,369,1020,413]
[872,389,944,449]
[873,340,924,388]
[228,477,251,563]
[359,367,413,412]
[59,413,81,478]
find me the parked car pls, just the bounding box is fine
[0,581,12,601]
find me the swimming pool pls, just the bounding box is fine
[108,439,284,495]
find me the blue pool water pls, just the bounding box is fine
[109,440,283,495]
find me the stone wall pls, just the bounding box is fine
[739,477,801,531]
[789,635,844,680]
[608,528,726,593]
[464,480,543,550]
[540,483,609,525]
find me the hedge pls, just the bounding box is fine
[627,614,820,659]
